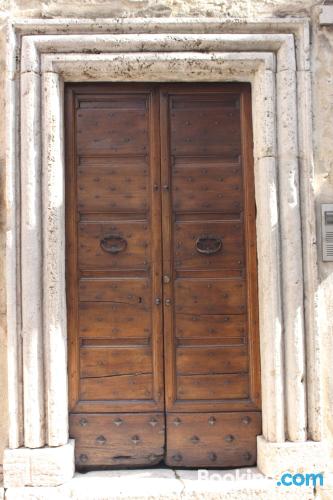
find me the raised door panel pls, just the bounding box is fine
[69,413,165,467]
[66,84,164,467]
[166,412,261,467]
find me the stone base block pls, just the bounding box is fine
[0,487,3,500]
[3,439,75,488]
[320,6,333,25]
[257,435,329,478]
[314,473,333,500]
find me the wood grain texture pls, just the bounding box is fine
[160,84,260,414]
[175,313,246,339]
[173,160,243,213]
[66,84,164,430]
[78,220,150,270]
[174,220,244,269]
[70,413,165,468]
[78,157,148,213]
[166,411,261,467]
[174,279,246,315]
[79,301,151,339]
[176,346,248,374]
[66,82,261,468]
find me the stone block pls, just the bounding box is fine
[257,436,329,478]
[3,440,75,488]
[4,468,317,499]
[319,6,333,25]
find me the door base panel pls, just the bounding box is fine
[165,412,261,468]
[70,413,165,468]
[70,411,261,468]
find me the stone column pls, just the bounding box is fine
[3,38,74,490]
[252,68,285,444]
[20,69,45,449]
[42,71,69,447]
[277,63,307,442]
[5,23,24,449]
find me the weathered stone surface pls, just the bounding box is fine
[41,50,273,80]
[3,440,75,488]
[0,22,8,470]
[0,2,332,498]
[319,6,333,25]
[2,468,319,499]
[42,71,68,448]
[0,0,321,19]
[20,70,45,450]
[257,436,329,478]
[252,68,276,159]
[37,44,285,455]
[253,157,284,443]
[3,15,324,484]
[312,7,333,469]
[315,472,333,499]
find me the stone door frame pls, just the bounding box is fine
[3,17,328,488]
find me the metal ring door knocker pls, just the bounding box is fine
[195,236,222,255]
[100,235,127,254]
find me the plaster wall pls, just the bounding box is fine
[0,0,332,477]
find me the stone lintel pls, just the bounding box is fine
[3,440,75,488]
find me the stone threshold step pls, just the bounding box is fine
[3,467,323,499]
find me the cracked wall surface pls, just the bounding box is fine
[0,0,333,482]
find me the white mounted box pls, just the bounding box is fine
[322,204,333,261]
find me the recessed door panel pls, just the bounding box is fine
[78,221,150,270]
[172,159,243,213]
[174,220,244,269]
[166,412,261,467]
[77,157,149,213]
[66,83,261,469]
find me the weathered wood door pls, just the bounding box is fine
[66,83,261,469]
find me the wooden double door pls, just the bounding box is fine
[66,83,261,469]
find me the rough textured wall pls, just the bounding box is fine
[312,15,333,455]
[0,0,332,471]
[0,0,324,19]
[0,19,8,474]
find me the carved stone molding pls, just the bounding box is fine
[3,17,325,487]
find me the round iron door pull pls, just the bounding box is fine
[195,236,222,255]
[100,235,127,254]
